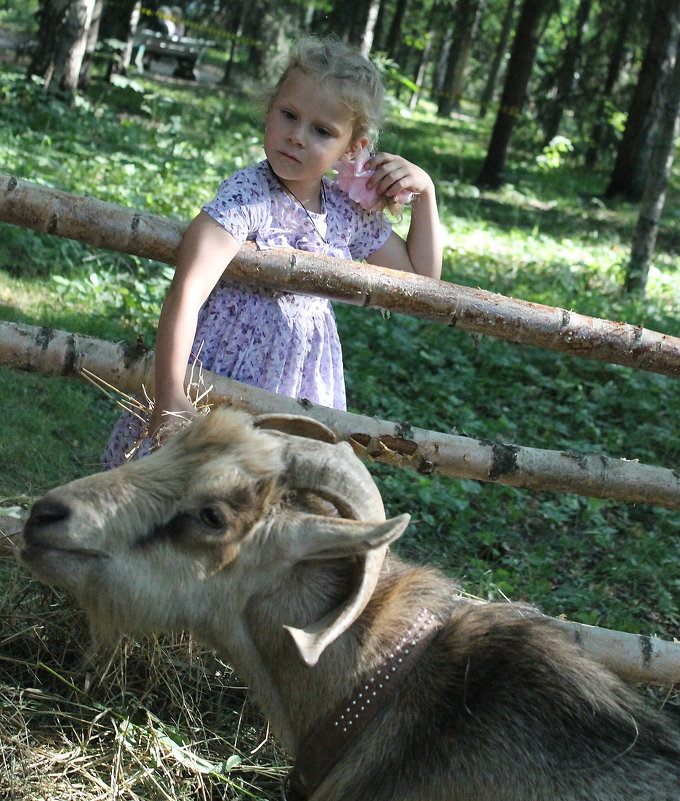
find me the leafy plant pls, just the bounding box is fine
[536,135,574,170]
[1,48,679,801]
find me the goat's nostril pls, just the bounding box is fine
[28,498,71,528]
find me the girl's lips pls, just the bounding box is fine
[279,151,301,163]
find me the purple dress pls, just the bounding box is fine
[102,160,392,467]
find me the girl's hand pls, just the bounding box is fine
[364,152,442,280]
[148,393,197,441]
[364,153,435,201]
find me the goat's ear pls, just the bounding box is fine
[286,513,408,561]
[283,513,410,667]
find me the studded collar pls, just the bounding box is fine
[284,609,442,800]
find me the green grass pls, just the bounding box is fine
[2,56,679,633]
[1,47,679,801]
[0,366,118,497]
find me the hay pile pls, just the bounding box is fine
[0,369,287,800]
[0,550,286,801]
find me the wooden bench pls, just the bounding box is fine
[132,29,214,80]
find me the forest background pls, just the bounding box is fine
[1,0,680,799]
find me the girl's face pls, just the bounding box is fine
[265,69,362,198]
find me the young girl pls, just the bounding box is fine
[102,36,442,467]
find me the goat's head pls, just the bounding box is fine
[21,409,409,666]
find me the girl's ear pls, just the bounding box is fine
[346,136,369,159]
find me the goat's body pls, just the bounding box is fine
[333,603,679,800]
[255,559,680,801]
[20,410,680,800]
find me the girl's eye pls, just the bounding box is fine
[316,127,331,138]
[281,109,296,120]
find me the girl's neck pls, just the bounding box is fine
[269,166,324,213]
[282,182,323,213]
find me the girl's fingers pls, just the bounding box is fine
[366,153,426,195]
[374,167,417,196]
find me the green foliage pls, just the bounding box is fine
[536,135,574,170]
[1,21,680,800]
[338,305,680,634]
[2,55,679,643]
[0,366,118,497]
[372,53,419,95]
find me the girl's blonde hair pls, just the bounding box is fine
[270,36,385,150]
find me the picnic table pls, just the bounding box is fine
[132,29,214,80]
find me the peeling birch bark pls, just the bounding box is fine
[0,173,184,262]
[2,173,680,378]
[3,320,680,511]
[3,320,680,688]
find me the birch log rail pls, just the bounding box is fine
[3,320,680,513]
[3,322,680,688]
[3,173,680,378]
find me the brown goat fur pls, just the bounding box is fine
[20,409,680,801]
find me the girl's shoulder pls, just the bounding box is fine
[213,160,274,202]
[323,176,360,215]
[203,162,276,244]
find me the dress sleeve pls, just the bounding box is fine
[348,211,392,260]
[326,181,392,260]
[201,166,269,245]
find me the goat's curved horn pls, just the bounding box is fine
[254,414,382,519]
[273,432,392,667]
[253,413,337,444]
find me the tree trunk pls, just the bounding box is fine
[408,0,439,110]
[4,320,680,513]
[437,0,483,117]
[98,0,141,78]
[384,0,409,57]
[77,0,104,89]
[625,35,680,293]
[584,0,638,169]
[479,0,517,118]
[475,0,552,188]
[245,0,298,80]
[3,173,680,379]
[28,0,97,92]
[360,0,382,57]
[604,0,680,201]
[409,43,429,111]
[221,1,247,84]
[541,0,593,146]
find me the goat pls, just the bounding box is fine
[21,408,680,801]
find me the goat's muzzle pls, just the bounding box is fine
[26,497,71,532]
[21,494,104,592]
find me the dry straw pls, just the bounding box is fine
[0,359,288,799]
[0,547,287,800]
[81,351,212,461]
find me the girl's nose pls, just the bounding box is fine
[288,125,305,147]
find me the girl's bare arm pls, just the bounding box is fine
[365,153,442,280]
[150,212,240,433]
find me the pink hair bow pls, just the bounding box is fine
[333,148,413,211]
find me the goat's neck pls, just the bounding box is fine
[196,614,298,748]
[244,558,447,755]
[237,559,371,753]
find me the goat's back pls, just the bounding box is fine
[322,596,680,801]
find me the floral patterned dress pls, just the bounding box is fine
[101,160,392,468]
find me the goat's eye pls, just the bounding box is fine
[199,507,225,530]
